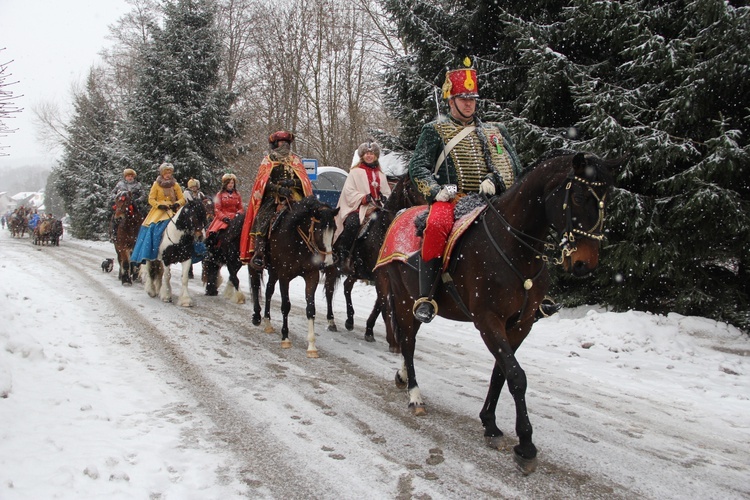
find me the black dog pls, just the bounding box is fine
[101,258,114,273]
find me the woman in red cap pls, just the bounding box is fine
[239,131,313,268]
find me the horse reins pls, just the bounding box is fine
[296,217,334,261]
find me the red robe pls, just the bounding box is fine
[239,154,313,261]
[206,189,244,234]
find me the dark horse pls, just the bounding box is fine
[322,175,426,349]
[141,199,207,306]
[249,196,339,357]
[202,213,246,304]
[113,191,145,285]
[378,151,621,474]
[9,208,29,238]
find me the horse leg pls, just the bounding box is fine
[204,256,219,296]
[480,362,507,448]
[122,256,132,285]
[279,280,292,349]
[364,300,380,343]
[304,272,320,358]
[249,269,262,326]
[388,280,425,415]
[176,260,193,307]
[263,275,276,334]
[225,260,245,304]
[159,261,173,303]
[323,267,337,332]
[344,275,355,331]
[477,319,537,474]
[144,261,158,297]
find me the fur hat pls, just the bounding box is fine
[269,130,294,149]
[357,141,381,160]
[123,168,137,177]
[159,162,175,174]
[187,178,200,189]
[442,56,479,99]
[221,173,237,187]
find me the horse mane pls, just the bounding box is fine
[518,149,615,186]
[287,196,325,227]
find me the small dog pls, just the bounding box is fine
[101,258,114,273]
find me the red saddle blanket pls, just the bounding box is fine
[375,204,485,272]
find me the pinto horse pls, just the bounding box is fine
[113,191,145,285]
[377,151,621,474]
[202,213,246,303]
[250,196,339,357]
[141,199,207,306]
[322,175,426,349]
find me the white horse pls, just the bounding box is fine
[141,200,207,307]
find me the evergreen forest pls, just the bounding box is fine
[41,0,750,331]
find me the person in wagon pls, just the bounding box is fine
[409,55,559,323]
[205,173,243,245]
[110,168,146,242]
[130,162,186,264]
[333,140,392,273]
[239,130,313,269]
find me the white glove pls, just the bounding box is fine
[479,178,496,196]
[435,184,457,202]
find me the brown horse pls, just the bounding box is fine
[322,175,426,349]
[33,217,63,246]
[249,196,339,357]
[9,208,29,238]
[113,191,145,285]
[378,150,622,474]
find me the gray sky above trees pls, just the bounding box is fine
[0,0,129,171]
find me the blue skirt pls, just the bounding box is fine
[130,220,169,263]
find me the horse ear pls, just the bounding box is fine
[332,207,340,217]
[572,152,592,179]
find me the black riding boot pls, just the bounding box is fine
[335,213,360,274]
[251,236,267,270]
[535,296,562,320]
[413,256,441,323]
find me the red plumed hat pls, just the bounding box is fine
[442,56,479,99]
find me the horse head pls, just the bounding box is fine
[290,196,340,268]
[113,191,135,219]
[385,175,427,213]
[539,151,622,276]
[175,199,207,242]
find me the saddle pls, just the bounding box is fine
[375,196,487,272]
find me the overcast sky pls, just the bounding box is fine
[0,0,130,171]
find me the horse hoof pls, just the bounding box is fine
[121,282,132,287]
[394,372,407,389]
[345,319,354,331]
[281,340,292,349]
[327,324,338,332]
[251,316,261,326]
[364,333,375,343]
[306,350,319,358]
[484,435,505,450]
[264,326,275,334]
[513,452,538,475]
[409,403,427,416]
[205,289,218,296]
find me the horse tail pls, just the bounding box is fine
[386,287,402,346]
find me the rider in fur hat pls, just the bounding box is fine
[206,173,243,240]
[333,141,392,273]
[239,131,313,269]
[110,168,146,242]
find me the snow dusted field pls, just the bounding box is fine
[1,229,748,499]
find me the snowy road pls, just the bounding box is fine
[2,234,748,499]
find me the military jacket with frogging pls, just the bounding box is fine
[409,116,523,203]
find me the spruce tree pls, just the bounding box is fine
[382,0,750,331]
[54,69,119,239]
[125,0,235,192]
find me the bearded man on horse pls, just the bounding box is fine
[410,55,562,323]
[239,130,313,269]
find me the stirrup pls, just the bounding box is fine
[250,254,265,270]
[413,297,438,323]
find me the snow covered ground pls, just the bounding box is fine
[0,228,748,499]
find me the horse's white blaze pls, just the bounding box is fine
[322,227,335,267]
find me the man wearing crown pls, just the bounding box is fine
[409,56,524,323]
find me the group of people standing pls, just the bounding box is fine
[111,55,559,321]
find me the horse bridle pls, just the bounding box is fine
[296,217,334,263]
[546,170,608,265]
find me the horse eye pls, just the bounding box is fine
[572,192,585,206]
